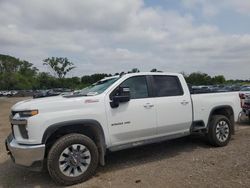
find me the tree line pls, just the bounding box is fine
[0,54,249,90]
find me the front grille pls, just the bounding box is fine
[11,125,15,138]
[10,112,15,138]
[18,125,29,139]
[10,111,29,139]
[11,111,18,116]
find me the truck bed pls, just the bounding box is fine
[191,92,241,126]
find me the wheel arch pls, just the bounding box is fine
[207,105,235,134]
[42,119,106,166]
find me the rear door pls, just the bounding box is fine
[152,75,192,136]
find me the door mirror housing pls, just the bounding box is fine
[110,87,130,108]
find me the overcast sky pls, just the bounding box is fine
[0,0,250,79]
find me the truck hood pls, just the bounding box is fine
[11,95,101,112]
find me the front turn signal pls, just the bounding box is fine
[19,110,39,117]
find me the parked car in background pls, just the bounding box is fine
[0,90,20,97]
[216,85,240,92]
[33,88,72,98]
[191,85,228,93]
[239,86,250,109]
[241,93,250,120]
[33,90,49,98]
[11,90,18,96]
[2,91,12,96]
[61,92,73,96]
[239,86,250,96]
[14,90,33,97]
[191,86,212,94]
[47,89,62,97]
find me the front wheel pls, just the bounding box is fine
[207,115,232,147]
[47,134,99,186]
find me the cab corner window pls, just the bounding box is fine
[153,75,183,97]
[120,76,149,99]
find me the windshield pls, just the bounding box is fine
[76,77,119,96]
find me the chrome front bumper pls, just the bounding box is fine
[5,134,45,171]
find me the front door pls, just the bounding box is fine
[105,76,157,147]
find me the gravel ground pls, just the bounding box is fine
[0,97,250,188]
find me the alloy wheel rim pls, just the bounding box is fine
[215,120,229,142]
[58,144,91,177]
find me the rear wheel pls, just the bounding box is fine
[207,115,232,147]
[47,134,99,186]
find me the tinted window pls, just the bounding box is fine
[153,76,183,97]
[120,76,149,99]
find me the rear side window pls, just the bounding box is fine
[153,75,183,97]
[120,76,149,99]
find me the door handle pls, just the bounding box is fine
[143,103,154,109]
[181,101,189,105]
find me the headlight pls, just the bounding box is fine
[18,110,39,117]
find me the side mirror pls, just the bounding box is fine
[110,87,130,108]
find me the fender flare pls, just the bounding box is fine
[207,105,235,134]
[42,119,106,165]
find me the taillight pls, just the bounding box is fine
[239,93,245,99]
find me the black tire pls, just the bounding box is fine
[47,134,99,186]
[207,115,232,147]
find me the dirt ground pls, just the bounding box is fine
[0,97,250,188]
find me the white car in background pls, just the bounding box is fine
[2,91,12,96]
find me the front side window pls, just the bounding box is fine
[120,76,149,99]
[153,75,183,97]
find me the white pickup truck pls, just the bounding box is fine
[5,72,241,185]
